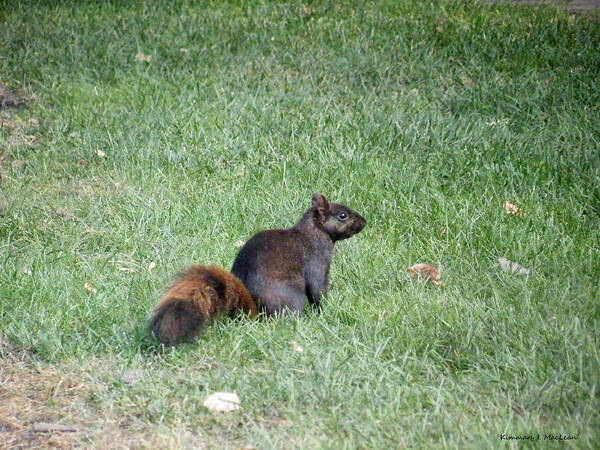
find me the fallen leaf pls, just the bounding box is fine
[84,282,97,294]
[436,25,444,33]
[503,201,520,215]
[203,392,241,412]
[235,168,247,177]
[234,240,245,248]
[498,258,530,275]
[147,261,156,271]
[24,135,37,145]
[439,226,447,236]
[180,48,189,54]
[291,340,304,353]
[462,77,475,88]
[22,268,32,276]
[96,150,106,158]
[135,52,152,63]
[407,263,445,286]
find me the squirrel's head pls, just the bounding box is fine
[312,193,367,241]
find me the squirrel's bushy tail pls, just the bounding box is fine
[149,265,258,346]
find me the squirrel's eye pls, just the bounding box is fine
[337,211,348,221]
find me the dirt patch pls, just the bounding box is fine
[0,338,31,364]
[0,84,24,109]
[0,106,41,181]
[0,342,206,448]
[0,340,87,448]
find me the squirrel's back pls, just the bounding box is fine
[149,265,258,346]
[231,228,307,286]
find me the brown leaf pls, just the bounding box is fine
[503,201,520,215]
[83,282,97,294]
[462,77,475,88]
[407,263,444,286]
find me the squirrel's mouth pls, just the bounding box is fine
[352,217,367,234]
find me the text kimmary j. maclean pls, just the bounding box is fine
[499,434,577,441]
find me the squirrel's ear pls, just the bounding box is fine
[312,193,329,217]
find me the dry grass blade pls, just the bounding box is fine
[32,422,81,433]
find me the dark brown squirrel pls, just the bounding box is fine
[149,193,366,345]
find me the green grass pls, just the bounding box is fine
[1,0,599,447]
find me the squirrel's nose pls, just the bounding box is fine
[354,216,367,233]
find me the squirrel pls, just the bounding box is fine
[149,193,366,345]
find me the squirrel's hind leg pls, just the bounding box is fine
[255,282,307,316]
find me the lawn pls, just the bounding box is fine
[1,0,599,448]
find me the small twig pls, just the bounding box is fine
[32,422,81,433]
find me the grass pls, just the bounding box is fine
[1,0,599,447]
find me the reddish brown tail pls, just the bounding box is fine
[149,265,258,346]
